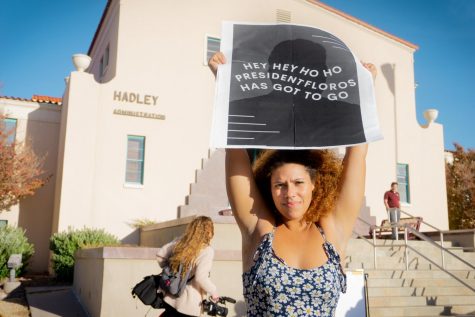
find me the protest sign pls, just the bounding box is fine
[211,22,382,149]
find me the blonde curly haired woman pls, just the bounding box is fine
[157,216,219,317]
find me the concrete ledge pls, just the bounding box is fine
[75,246,160,260]
[75,246,241,261]
[425,229,475,250]
[141,215,237,232]
[140,215,196,231]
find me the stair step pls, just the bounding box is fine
[368,286,475,296]
[367,277,475,288]
[370,295,475,306]
[365,269,475,279]
[370,304,475,316]
[346,260,472,270]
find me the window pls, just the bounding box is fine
[100,44,110,77]
[125,136,145,185]
[1,118,17,145]
[205,36,220,65]
[0,220,7,228]
[397,163,410,203]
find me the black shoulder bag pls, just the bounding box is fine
[131,274,164,309]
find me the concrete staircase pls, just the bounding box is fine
[178,149,230,218]
[346,239,475,317]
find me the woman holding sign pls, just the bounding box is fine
[209,52,376,317]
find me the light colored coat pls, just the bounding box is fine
[157,241,217,316]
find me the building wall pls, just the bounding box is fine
[0,99,61,272]
[5,0,445,273]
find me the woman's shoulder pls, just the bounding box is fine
[194,246,214,264]
[200,245,214,256]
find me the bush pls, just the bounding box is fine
[49,227,119,282]
[0,225,35,279]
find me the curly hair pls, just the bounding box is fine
[168,216,214,277]
[253,150,343,223]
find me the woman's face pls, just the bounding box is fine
[270,163,315,221]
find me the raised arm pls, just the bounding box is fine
[332,144,368,243]
[225,149,271,237]
[208,53,272,239]
[327,62,376,246]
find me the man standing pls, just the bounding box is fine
[384,182,401,239]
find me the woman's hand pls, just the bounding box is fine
[208,52,226,78]
[211,294,220,302]
[362,62,377,80]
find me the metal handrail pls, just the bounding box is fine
[399,209,439,231]
[399,209,475,265]
[404,226,475,270]
[404,226,475,292]
[353,216,475,293]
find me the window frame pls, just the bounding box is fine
[1,118,17,145]
[125,135,145,186]
[396,163,410,204]
[204,34,221,66]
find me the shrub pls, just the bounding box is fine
[0,225,35,279]
[49,227,119,282]
[128,218,158,228]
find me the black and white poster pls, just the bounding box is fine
[211,22,382,149]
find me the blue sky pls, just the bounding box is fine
[0,0,474,150]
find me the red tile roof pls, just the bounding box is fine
[31,95,63,105]
[0,95,62,105]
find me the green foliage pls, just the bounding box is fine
[0,225,35,279]
[446,143,475,229]
[49,227,119,282]
[128,218,158,228]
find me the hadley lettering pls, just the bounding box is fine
[113,90,159,106]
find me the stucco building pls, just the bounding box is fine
[1,0,447,273]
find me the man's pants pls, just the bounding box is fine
[388,208,401,240]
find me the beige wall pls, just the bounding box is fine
[2,0,449,275]
[74,246,246,317]
[54,0,447,243]
[0,98,61,272]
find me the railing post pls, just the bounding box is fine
[404,226,409,271]
[440,232,445,269]
[373,228,377,269]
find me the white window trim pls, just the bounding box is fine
[125,135,145,186]
[396,163,410,204]
[203,34,221,66]
[123,183,144,189]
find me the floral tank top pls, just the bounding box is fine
[242,225,346,316]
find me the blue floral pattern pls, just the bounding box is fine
[243,226,346,316]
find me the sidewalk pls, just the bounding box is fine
[25,286,88,317]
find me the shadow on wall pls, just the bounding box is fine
[353,197,376,237]
[17,105,60,273]
[380,63,395,96]
[122,228,140,245]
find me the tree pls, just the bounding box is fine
[446,143,475,229]
[0,115,50,211]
